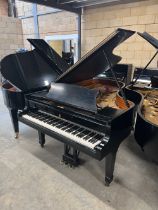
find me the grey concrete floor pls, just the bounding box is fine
[0,91,158,210]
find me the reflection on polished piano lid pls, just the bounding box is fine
[56,28,135,84]
[27,38,69,74]
[1,28,135,93]
[30,78,133,115]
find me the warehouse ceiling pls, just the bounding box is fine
[19,0,145,14]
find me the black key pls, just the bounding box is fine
[51,119,60,125]
[91,138,100,144]
[66,125,75,132]
[53,120,62,127]
[43,116,53,122]
[64,124,73,131]
[83,132,92,140]
[84,132,95,141]
[60,122,68,129]
[77,133,85,138]
[45,119,54,124]
[77,129,87,138]
[36,115,47,120]
[50,119,58,125]
[71,127,80,134]
[69,125,78,132]
[36,112,45,116]
[89,136,99,143]
[29,112,37,117]
[73,128,84,135]
[61,124,70,131]
[84,135,91,141]
[50,121,58,126]
[87,133,96,142]
[45,117,54,123]
[57,122,67,129]
[42,118,49,122]
[30,113,41,118]
[56,121,66,128]
[82,130,91,135]
[95,134,103,140]
[67,125,77,133]
[89,132,96,137]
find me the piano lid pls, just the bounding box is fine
[56,28,135,83]
[138,32,158,49]
[28,39,69,74]
[1,49,60,92]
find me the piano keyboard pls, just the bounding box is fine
[22,111,104,149]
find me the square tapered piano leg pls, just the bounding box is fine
[9,109,19,139]
[105,150,117,186]
[38,131,45,147]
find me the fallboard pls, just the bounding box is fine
[26,97,112,135]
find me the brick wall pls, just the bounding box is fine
[22,17,34,49]
[15,0,77,49]
[15,0,32,17]
[16,0,158,68]
[0,16,24,59]
[15,0,55,17]
[38,12,77,38]
[0,0,8,16]
[20,11,77,49]
[82,0,158,68]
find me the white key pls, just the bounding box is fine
[22,114,101,149]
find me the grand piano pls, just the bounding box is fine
[1,38,69,139]
[131,32,158,163]
[1,28,141,185]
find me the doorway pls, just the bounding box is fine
[45,34,78,64]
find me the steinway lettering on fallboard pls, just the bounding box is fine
[1,28,142,186]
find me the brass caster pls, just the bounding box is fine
[68,164,72,168]
[15,132,19,139]
[105,177,112,187]
[40,144,44,148]
[64,161,68,165]
[105,182,110,187]
[70,165,75,169]
[60,160,64,165]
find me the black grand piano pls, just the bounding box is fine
[1,38,69,138]
[1,28,141,185]
[131,32,158,163]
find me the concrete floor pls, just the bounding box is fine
[0,91,158,210]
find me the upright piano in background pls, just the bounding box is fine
[1,28,141,186]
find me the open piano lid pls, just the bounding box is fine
[28,39,69,74]
[0,49,62,92]
[56,28,135,83]
[132,32,158,85]
[33,28,135,113]
[138,32,158,49]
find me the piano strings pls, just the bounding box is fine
[78,78,133,110]
[132,87,158,126]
